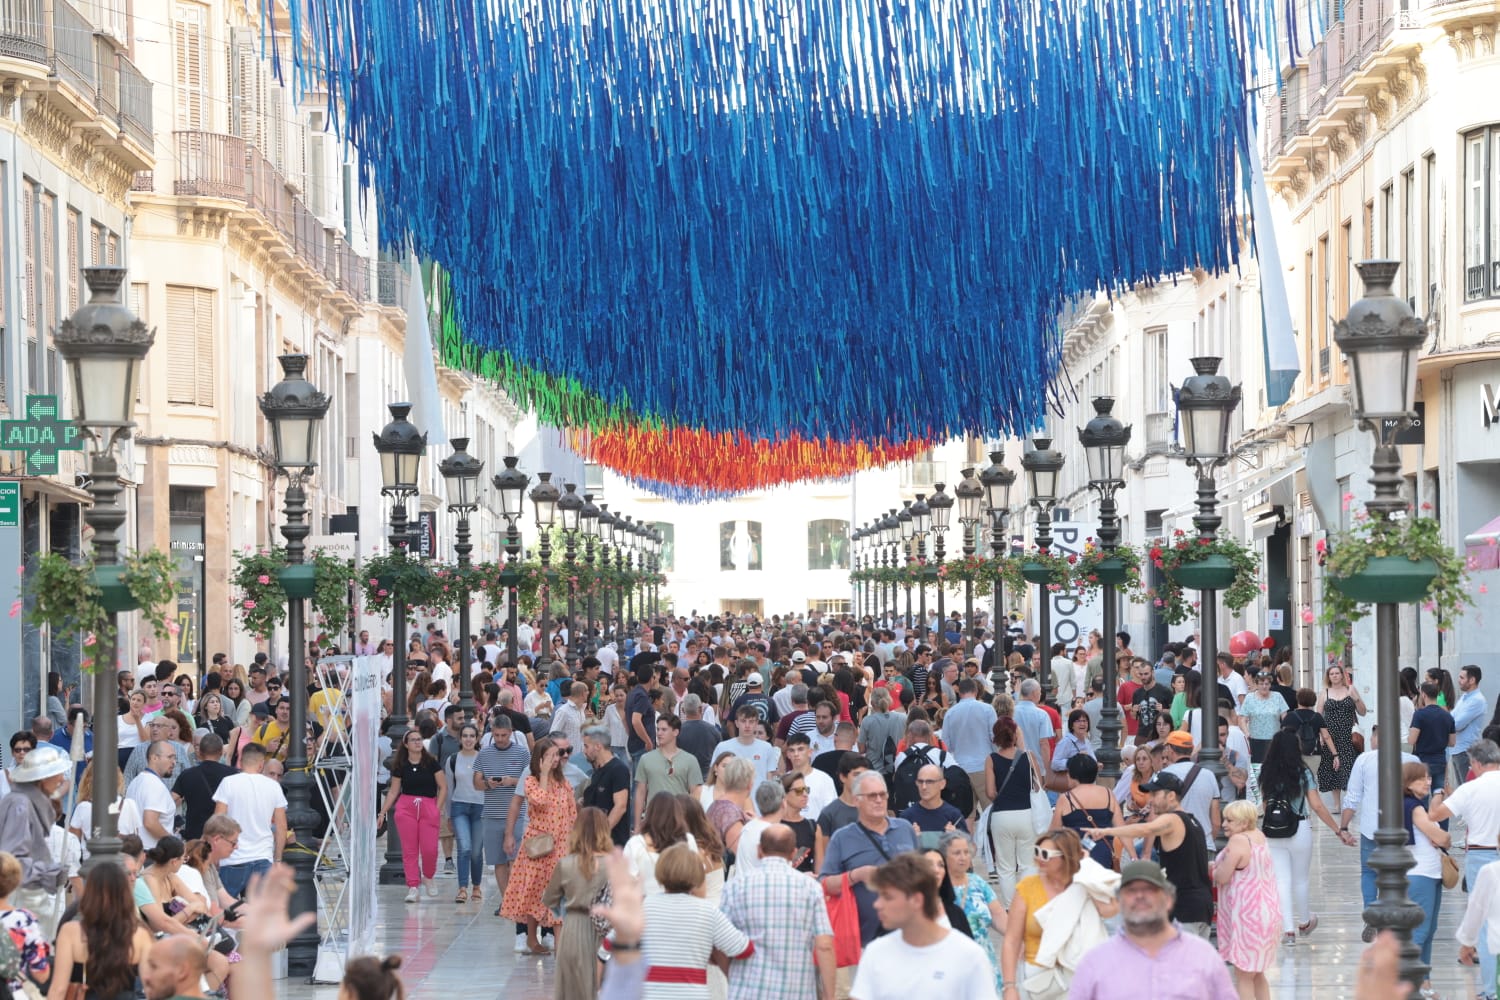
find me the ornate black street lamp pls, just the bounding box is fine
[928,484,954,646]
[57,267,154,873]
[1336,260,1430,987]
[529,473,560,667]
[557,484,583,656]
[597,505,616,646]
[439,438,484,720]
[580,494,600,653]
[1079,397,1131,781]
[372,401,425,884]
[1173,357,1242,805]
[1019,440,1063,702]
[956,468,984,654]
[881,509,900,623]
[980,452,1018,671]
[258,353,329,976]
[493,457,529,667]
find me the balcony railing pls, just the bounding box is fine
[174,130,371,301]
[0,0,46,63]
[118,54,151,147]
[49,0,93,96]
[376,260,409,307]
[1144,411,1174,454]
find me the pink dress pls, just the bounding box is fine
[1215,833,1281,973]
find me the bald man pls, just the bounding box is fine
[141,935,208,999]
[722,820,837,1000]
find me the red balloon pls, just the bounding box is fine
[1228,630,1262,657]
[1262,636,1276,650]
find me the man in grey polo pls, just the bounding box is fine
[476,712,531,934]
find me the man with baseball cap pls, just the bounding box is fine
[1158,730,1220,849]
[1068,860,1235,998]
[1083,771,1215,938]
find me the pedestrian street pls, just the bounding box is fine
[280,818,1485,1000]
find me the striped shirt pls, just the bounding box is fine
[630,893,754,999]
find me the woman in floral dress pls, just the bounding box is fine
[940,832,1005,992]
[500,737,577,955]
[1212,800,1281,1000]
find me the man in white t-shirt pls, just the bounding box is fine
[212,742,288,898]
[1216,653,1248,709]
[125,740,179,849]
[596,641,618,677]
[481,632,503,669]
[713,706,782,787]
[783,733,837,822]
[850,852,997,1000]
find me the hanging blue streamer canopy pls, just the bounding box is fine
[273,0,1259,443]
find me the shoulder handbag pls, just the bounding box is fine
[523,833,555,859]
[1028,761,1054,836]
[1441,850,1462,890]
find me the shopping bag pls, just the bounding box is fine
[825,873,863,967]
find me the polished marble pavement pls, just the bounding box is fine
[277,823,1487,1000]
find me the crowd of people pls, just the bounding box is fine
[0,611,1482,999]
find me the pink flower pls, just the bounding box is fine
[1301,609,1315,624]
[243,599,256,610]
[1315,539,1326,555]
[1423,601,1437,614]
[1153,598,1163,607]
[257,574,271,585]
[1480,584,1490,595]
[7,599,20,618]
[378,589,389,597]
[14,565,22,577]
[166,621,180,636]
[84,632,96,646]
[1421,502,1432,511]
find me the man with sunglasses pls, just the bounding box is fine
[820,770,919,957]
[633,713,703,831]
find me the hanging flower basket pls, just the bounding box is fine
[1319,506,1469,657]
[1069,542,1147,602]
[1147,531,1261,626]
[22,548,178,667]
[232,547,358,639]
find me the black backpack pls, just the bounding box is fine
[890,745,975,817]
[1262,781,1304,838]
[1293,710,1321,756]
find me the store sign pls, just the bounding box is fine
[1045,521,1102,648]
[1484,384,1500,429]
[0,396,82,475]
[416,511,438,558]
[1381,402,1425,444]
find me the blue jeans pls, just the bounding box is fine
[1408,873,1442,967]
[1360,836,1377,908]
[1469,848,1499,996]
[220,859,273,899]
[450,801,486,889]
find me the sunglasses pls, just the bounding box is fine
[556,747,572,757]
[1034,846,1064,862]
[789,785,808,795]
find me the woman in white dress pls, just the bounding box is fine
[622,792,693,896]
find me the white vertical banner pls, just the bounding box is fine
[348,655,381,959]
[1046,522,1103,648]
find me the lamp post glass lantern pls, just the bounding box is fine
[257,352,330,975]
[372,402,426,885]
[558,484,584,654]
[1020,438,1063,704]
[580,494,600,652]
[1078,397,1130,780]
[494,457,530,667]
[927,484,953,641]
[57,267,155,872]
[956,468,983,653]
[1171,357,1242,827]
[1337,260,1431,988]
[439,437,484,720]
[530,472,561,665]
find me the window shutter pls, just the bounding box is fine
[66,210,80,315]
[40,193,56,352]
[166,285,213,405]
[20,184,34,327]
[131,283,148,402]
[173,4,205,131]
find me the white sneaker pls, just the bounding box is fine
[514,933,529,953]
[404,888,419,904]
[423,878,439,898]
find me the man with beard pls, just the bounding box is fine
[1066,861,1235,999]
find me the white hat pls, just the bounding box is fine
[747,672,764,686]
[791,651,807,662]
[9,744,72,784]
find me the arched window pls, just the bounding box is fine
[807,519,849,570]
[651,521,675,572]
[719,520,763,571]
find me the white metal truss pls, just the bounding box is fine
[311,655,355,981]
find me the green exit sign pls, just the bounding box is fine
[0,481,19,528]
[0,395,82,475]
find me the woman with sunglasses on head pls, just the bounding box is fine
[777,772,817,872]
[1000,829,1119,999]
[499,736,578,955]
[379,728,449,904]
